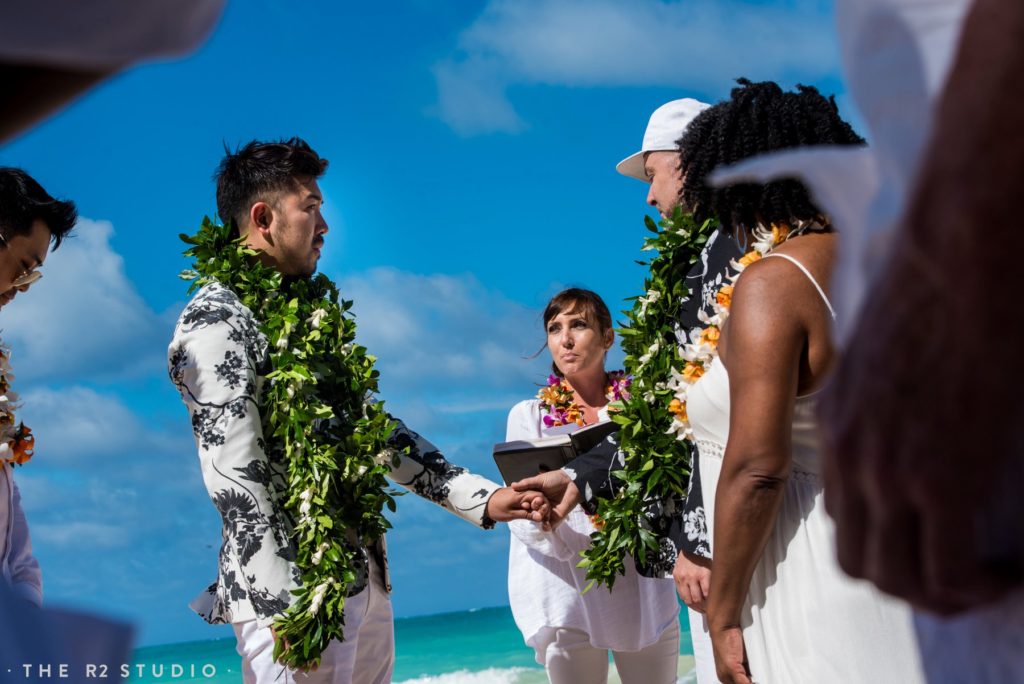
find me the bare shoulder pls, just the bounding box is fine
[767,232,836,282]
[733,232,836,313]
[726,257,801,343]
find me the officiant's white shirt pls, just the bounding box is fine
[505,399,678,661]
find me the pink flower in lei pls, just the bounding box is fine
[537,371,632,428]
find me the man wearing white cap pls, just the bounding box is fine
[518,98,741,684]
[620,98,747,684]
[615,98,710,218]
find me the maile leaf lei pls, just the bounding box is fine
[180,218,399,667]
[579,208,715,589]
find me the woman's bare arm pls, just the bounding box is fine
[707,257,810,683]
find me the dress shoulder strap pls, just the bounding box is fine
[762,253,836,319]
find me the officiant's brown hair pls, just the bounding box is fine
[542,288,613,378]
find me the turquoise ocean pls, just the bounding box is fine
[126,606,696,683]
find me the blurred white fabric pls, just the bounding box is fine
[710,0,972,341]
[710,3,1024,682]
[0,1,225,70]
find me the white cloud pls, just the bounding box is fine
[30,521,127,550]
[433,0,838,135]
[330,267,553,452]
[19,386,177,466]
[0,218,169,382]
[10,383,220,624]
[338,267,548,397]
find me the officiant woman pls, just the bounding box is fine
[504,288,680,684]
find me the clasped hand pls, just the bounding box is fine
[509,469,581,530]
[484,486,553,523]
[488,469,582,526]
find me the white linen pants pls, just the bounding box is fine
[541,619,680,684]
[232,555,394,684]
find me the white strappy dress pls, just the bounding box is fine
[688,253,925,683]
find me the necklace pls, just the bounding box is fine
[0,342,33,467]
[537,370,631,427]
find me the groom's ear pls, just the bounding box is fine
[250,201,274,240]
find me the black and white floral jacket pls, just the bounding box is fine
[567,228,743,573]
[168,282,501,627]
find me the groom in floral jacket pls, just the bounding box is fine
[168,138,545,683]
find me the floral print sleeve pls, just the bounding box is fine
[386,421,501,529]
[670,229,741,559]
[168,283,299,627]
[563,437,621,516]
[670,454,709,558]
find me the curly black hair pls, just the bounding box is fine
[678,79,864,228]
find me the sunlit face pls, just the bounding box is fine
[258,178,328,277]
[546,306,613,378]
[0,219,49,309]
[644,150,685,219]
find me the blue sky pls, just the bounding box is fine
[0,0,850,647]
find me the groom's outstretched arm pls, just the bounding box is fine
[385,419,546,527]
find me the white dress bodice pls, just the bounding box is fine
[688,355,824,478]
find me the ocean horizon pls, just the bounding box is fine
[125,605,695,683]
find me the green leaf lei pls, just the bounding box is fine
[180,218,399,667]
[579,208,716,589]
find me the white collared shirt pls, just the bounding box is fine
[505,399,678,659]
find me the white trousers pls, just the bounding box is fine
[541,619,680,684]
[232,555,394,684]
[688,608,721,684]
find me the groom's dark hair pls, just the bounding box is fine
[0,167,77,249]
[678,79,864,228]
[215,137,329,235]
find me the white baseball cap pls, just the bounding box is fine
[616,98,711,181]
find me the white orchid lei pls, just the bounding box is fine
[181,218,399,668]
[0,342,33,467]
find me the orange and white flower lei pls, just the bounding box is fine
[665,221,817,441]
[0,341,33,467]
